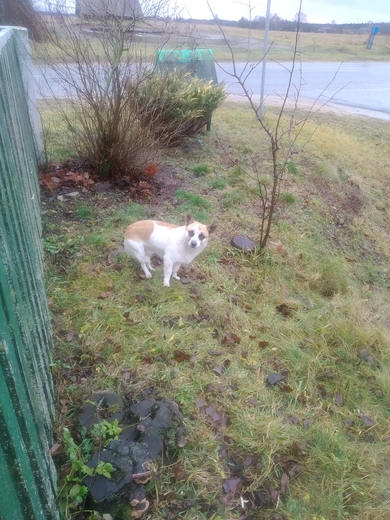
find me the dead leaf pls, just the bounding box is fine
[221,332,241,345]
[98,290,113,299]
[39,174,62,189]
[60,399,68,413]
[334,393,344,406]
[276,303,293,317]
[297,393,308,403]
[173,350,191,362]
[228,294,239,304]
[205,406,220,422]
[195,398,206,408]
[213,365,223,375]
[250,489,268,508]
[267,373,286,385]
[174,466,188,481]
[286,415,299,425]
[50,443,63,456]
[324,368,335,378]
[289,462,303,477]
[291,442,307,458]
[258,340,269,348]
[222,477,242,494]
[144,164,158,177]
[268,484,279,505]
[269,239,285,254]
[66,331,76,342]
[360,415,376,427]
[279,473,289,495]
[220,415,231,428]
[221,478,242,505]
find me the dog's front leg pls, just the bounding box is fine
[163,258,173,287]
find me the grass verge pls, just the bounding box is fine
[43,101,390,519]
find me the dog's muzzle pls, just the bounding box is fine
[190,240,198,248]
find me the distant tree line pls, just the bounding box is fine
[179,15,390,35]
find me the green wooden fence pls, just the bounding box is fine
[0,27,59,519]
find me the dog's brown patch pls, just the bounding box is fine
[125,220,180,242]
[155,221,179,230]
[125,220,154,242]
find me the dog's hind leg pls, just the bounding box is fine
[140,262,153,279]
[172,262,181,281]
[145,256,155,273]
[125,241,153,279]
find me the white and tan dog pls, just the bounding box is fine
[124,213,216,287]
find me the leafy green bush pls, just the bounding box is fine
[137,71,226,146]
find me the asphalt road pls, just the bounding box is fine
[216,61,390,120]
[34,61,390,120]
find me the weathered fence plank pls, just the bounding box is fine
[0,26,59,520]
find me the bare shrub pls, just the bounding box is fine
[35,1,188,180]
[207,0,342,249]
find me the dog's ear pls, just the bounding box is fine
[208,222,217,234]
[186,212,194,226]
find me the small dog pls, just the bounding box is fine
[124,213,216,287]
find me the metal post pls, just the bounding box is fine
[259,0,271,119]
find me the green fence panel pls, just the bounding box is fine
[0,27,59,520]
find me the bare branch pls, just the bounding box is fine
[205,0,343,249]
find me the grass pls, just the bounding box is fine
[194,24,390,62]
[42,101,390,519]
[192,164,212,177]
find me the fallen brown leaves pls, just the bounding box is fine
[40,163,95,191]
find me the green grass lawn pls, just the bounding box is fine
[42,100,390,519]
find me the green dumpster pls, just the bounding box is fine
[156,48,219,131]
[156,48,218,84]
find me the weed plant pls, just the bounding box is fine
[44,103,390,519]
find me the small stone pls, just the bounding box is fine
[65,191,80,198]
[359,349,375,364]
[230,235,256,251]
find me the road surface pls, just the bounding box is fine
[34,61,390,120]
[216,61,390,120]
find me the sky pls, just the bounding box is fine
[173,0,390,24]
